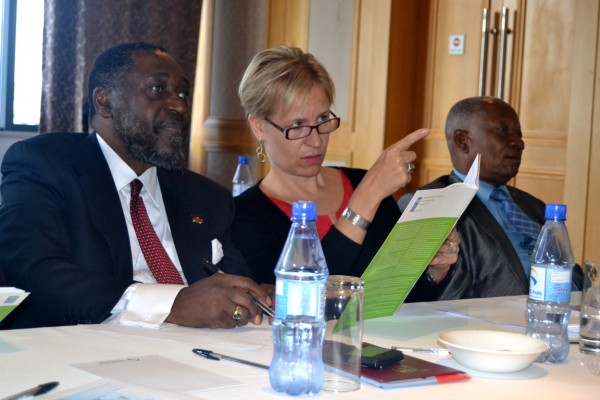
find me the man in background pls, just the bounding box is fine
[0,42,269,329]
[398,96,582,299]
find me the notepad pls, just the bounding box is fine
[361,155,480,319]
[0,287,29,321]
[360,354,470,389]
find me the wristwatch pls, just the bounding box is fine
[341,207,371,230]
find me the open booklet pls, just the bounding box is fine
[0,287,29,321]
[361,154,480,319]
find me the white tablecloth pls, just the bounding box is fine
[0,295,597,399]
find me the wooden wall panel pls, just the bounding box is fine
[564,0,599,261]
[518,1,575,136]
[189,0,268,187]
[351,1,392,169]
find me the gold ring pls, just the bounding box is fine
[232,305,243,321]
[407,162,416,174]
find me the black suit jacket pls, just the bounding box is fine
[398,172,582,300]
[0,132,249,328]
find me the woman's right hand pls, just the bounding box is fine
[348,128,429,216]
[336,128,428,245]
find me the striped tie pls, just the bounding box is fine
[490,187,541,252]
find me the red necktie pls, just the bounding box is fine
[130,179,184,284]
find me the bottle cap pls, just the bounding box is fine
[292,201,317,221]
[545,203,567,220]
[238,155,248,165]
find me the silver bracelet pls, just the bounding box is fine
[341,207,371,230]
[424,269,439,285]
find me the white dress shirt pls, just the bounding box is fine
[96,135,185,328]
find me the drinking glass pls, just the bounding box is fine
[322,275,364,392]
[580,260,600,355]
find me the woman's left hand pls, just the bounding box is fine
[426,228,460,283]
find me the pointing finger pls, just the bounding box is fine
[390,128,429,151]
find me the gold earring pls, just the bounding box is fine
[256,139,266,163]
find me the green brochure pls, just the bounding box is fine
[0,287,29,321]
[362,155,480,319]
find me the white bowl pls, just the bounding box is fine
[438,330,547,373]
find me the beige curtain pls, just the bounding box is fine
[40,0,202,133]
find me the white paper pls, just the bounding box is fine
[74,355,242,393]
[0,287,30,321]
[0,287,30,304]
[44,378,204,399]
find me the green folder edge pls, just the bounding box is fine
[361,217,457,320]
[0,305,19,321]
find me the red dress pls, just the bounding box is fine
[267,170,353,240]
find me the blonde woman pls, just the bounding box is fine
[232,46,458,302]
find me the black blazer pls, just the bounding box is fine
[0,132,249,328]
[232,167,446,302]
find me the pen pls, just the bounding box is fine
[392,346,450,355]
[250,293,275,318]
[201,259,275,318]
[193,348,270,370]
[201,258,223,275]
[2,381,59,400]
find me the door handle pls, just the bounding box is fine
[497,6,511,99]
[478,6,490,96]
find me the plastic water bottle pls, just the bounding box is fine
[232,155,253,196]
[526,204,575,364]
[270,201,329,396]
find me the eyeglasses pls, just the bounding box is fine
[264,111,341,140]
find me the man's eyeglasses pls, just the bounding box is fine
[264,111,341,140]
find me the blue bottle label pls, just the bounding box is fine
[274,279,325,319]
[529,264,572,303]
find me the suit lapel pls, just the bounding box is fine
[70,133,133,276]
[158,170,211,283]
[449,172,528,282]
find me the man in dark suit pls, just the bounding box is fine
[398,96,582,299]
[0,42,269,329]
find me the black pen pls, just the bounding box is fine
[2,381,59,400]
[193,348,270,370]
[201,259,275,318]
[201,258,223,275]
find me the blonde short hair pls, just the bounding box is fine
[238,46,335,119]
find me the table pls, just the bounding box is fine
[0,295,597,399]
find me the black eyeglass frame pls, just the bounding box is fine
[264,111,341,140]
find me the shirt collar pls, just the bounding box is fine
[96,134,159,199]
[452,168,506,202]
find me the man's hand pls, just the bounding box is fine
[166,274,271,328]
[260,283,276,324]
[426,228,460,283]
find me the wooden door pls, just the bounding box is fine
[419,0,595,262]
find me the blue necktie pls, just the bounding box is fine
[490,188,541,252]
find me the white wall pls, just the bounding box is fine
[308,0,353,121]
